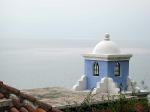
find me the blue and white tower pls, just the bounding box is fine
[73,33,132,93]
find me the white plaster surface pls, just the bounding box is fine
[92,77,119,94]
[127,77,146,93]
[72,75,87,91]
[92,34,120,55]
[127,76,134,91]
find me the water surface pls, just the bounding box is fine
[0,38,150,90]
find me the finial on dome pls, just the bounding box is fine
[104,33,110,41]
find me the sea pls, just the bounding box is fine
[0,38,150,91]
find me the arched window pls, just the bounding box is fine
[93,62,99,76]
[115,62,120,76]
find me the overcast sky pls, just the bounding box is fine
[0,0,150,40]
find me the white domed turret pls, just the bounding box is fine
[92,33,121,54]
[73,33,133,92]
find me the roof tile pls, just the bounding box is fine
[9,107,20,112]
[24,104,35,112]
[0,81,63,112]
[20,92,36,102]
[35,107,47,112]
[12,98,22,109]
[2,84,20,95]
[0,93,4,99]
[20,107,29,112]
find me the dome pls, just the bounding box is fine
[92,33,121,54]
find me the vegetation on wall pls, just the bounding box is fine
[62,88,149,112]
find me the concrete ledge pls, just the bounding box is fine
[23,87,149,109]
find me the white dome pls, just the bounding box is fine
[92,33,121,54]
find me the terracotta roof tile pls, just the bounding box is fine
[0,81,3,86]
[9,107,20,112]
[35,101,52,111]
[20,92,37,102]
[2,84,20,95]
[24,104,35,112]
[35,107,47,112]
[50,108,63,112]
[0,93,4,99]
[0,81,63,112]
[11,98,22,109]
[20,107,29,112]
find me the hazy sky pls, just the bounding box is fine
[0,0,150,40]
